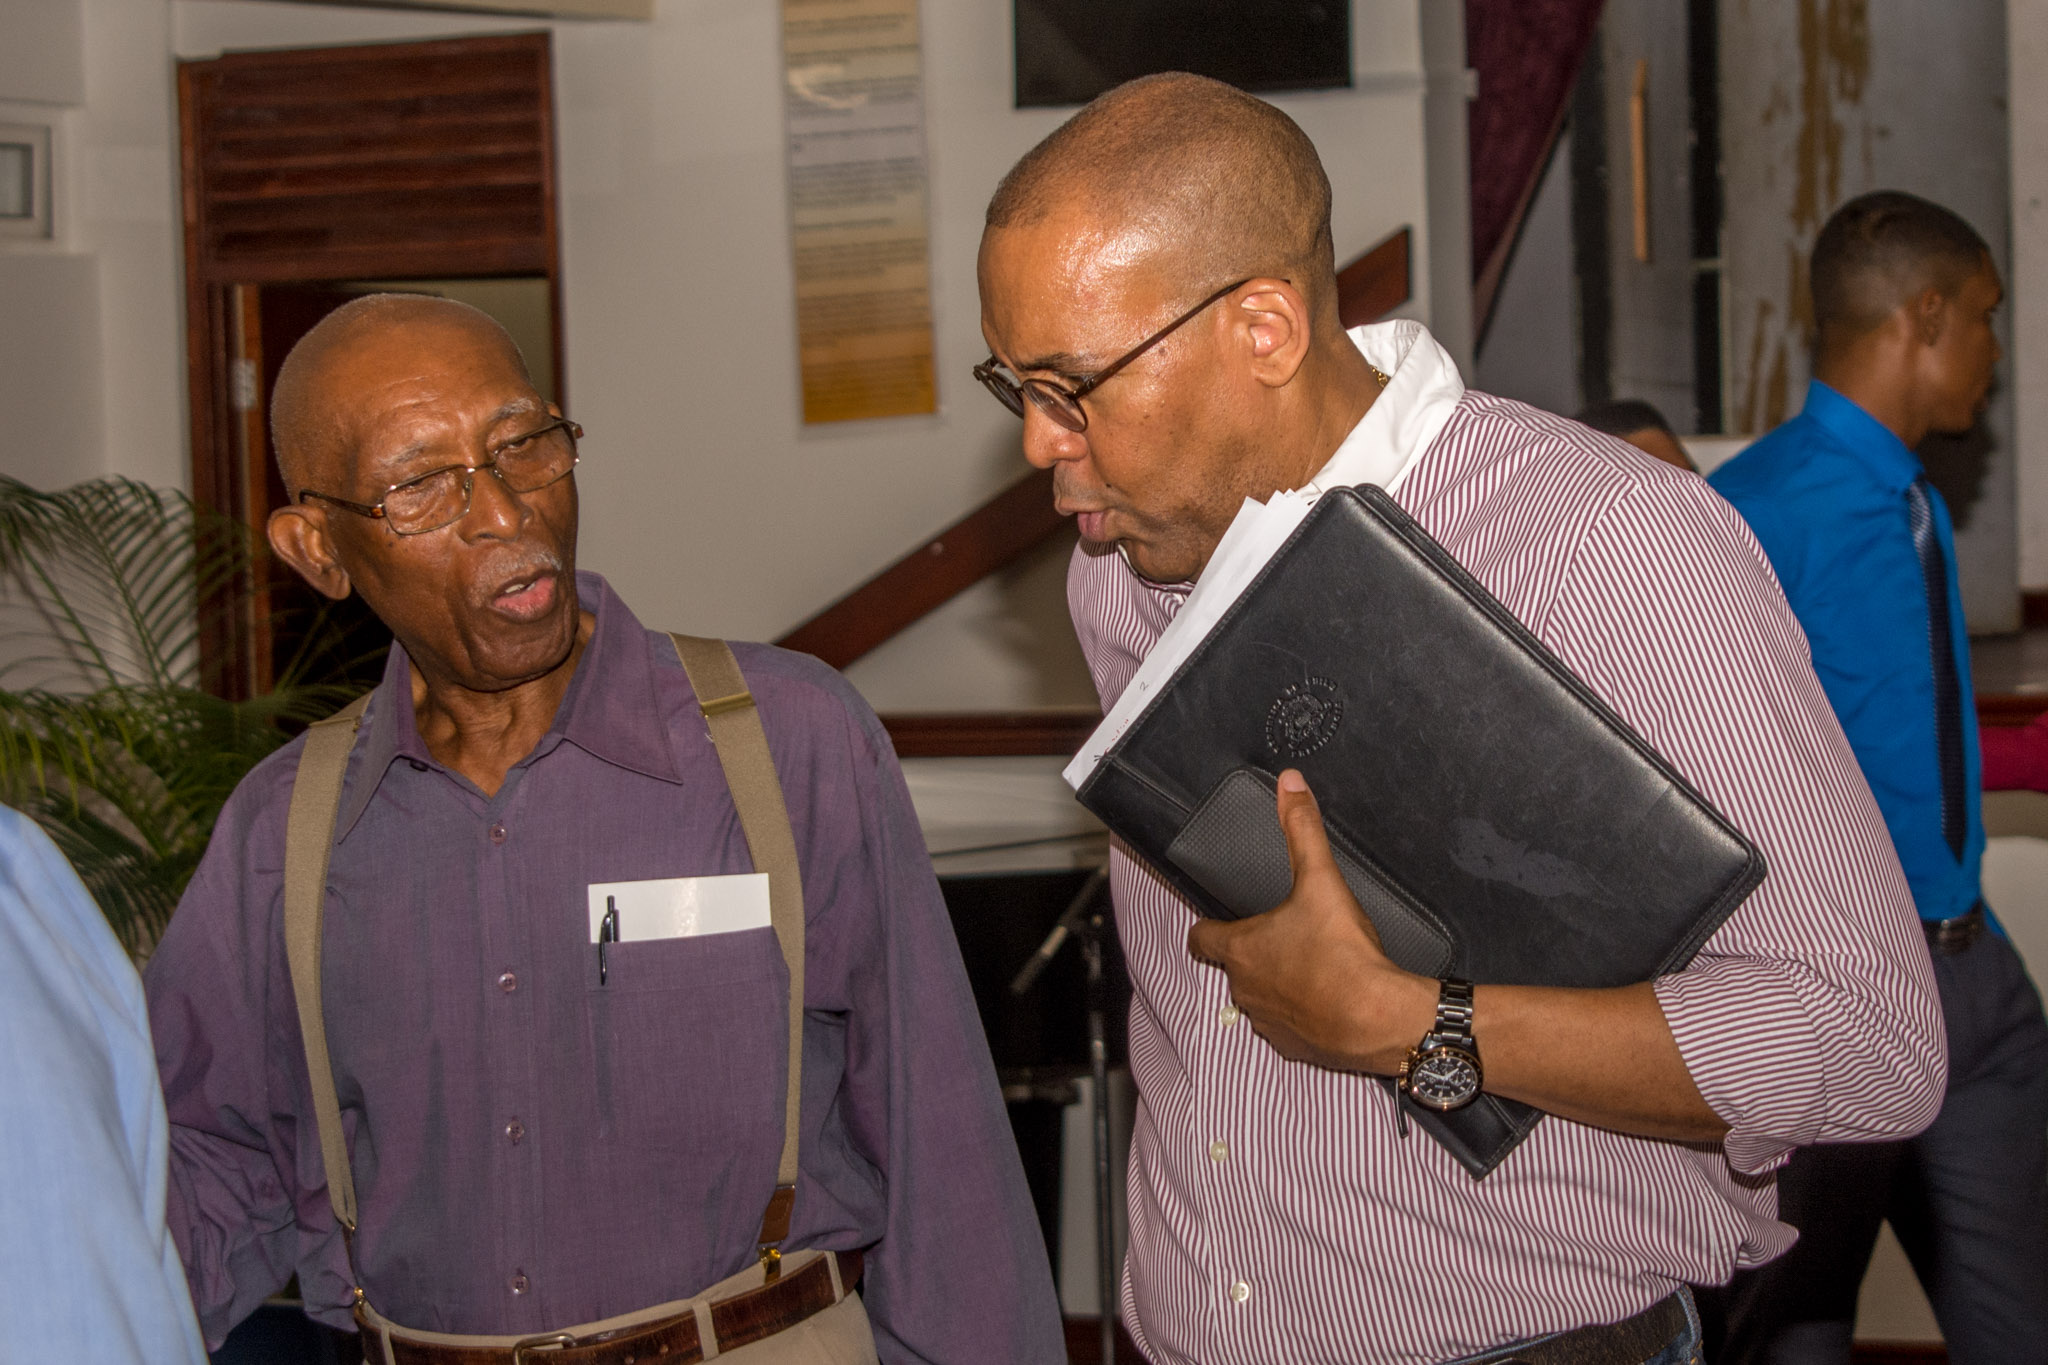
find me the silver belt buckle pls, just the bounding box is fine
[510,1331,577,1362]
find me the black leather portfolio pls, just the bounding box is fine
[1075,484,1765,1176]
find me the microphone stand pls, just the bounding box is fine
[1009,865,1116,1364]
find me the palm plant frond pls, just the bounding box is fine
[0,476,367,955]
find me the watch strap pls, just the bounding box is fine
[1429,977,1476,1047]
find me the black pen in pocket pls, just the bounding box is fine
[599,895,620,985]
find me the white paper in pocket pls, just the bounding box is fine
[586,874,771,944]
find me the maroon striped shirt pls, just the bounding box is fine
[1069,358,1945,1363]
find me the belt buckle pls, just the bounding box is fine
[511,1331,577,1362]
[1926,906,1984,955]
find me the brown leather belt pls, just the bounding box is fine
[1924,903,1986,956]
[367,1250,862,1365]
[1449,1291,1690,1365]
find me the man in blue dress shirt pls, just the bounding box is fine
[0,806,208,1362]
[1708,191,2048,1364]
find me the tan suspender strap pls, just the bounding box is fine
[282,692,373,1242]
[668,635,807,1266]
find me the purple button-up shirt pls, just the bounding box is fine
[146,573,1063,1361]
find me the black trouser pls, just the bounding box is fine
[1699,927,2048,1365]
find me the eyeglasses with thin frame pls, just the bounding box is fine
[974,278,1254,433]
[296,416,583,536]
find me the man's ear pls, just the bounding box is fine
[1912,284,1949,347]
[1237,279,1312,389]
[267,504,353,602]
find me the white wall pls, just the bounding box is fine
[1474,133,1576,417]
[2011,0,2048,592]
[0,0,100,493]
[0,0,85,107]
[1417,0,1472,376]
[12,0,1443,711]
[0,252,103,492]
[73,0,187,491]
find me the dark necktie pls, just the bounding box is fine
[1906,476,1967,859]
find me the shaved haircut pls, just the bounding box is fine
[987,73,1336,313]
[269,293,530,494]
[1812,191,1991,348]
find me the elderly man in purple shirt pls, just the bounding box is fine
[144,294,1063,1362]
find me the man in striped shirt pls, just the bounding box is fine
[973,74,1945,1364]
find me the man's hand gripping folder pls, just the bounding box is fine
[1074,485,1765,1177]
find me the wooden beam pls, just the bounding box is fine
[1336,227,1412,330]
[880,710,1102,758]
[776,467,1064,669]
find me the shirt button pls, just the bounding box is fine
[510,1271,529,1296]
[1209,1139,1229,1163]
[407,758,429,773]
[497,970,519,993]
[505,1118,526,1145]
[1230,1279,1251,1305]
[1219,1002,1241,1027]
[488,823,507,844]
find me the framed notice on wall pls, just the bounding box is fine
[0,121,52,240]
[782,0,938,423]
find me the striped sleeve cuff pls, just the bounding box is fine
[1654,953,1945,1174]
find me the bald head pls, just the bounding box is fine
[987,73,1336,313]
[270,293,531,494]
[977,75,1381,586]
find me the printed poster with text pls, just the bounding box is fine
[782,0,937,423]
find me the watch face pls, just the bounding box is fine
[1407,1046,1481,1110]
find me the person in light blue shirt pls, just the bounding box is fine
[1706,191,2048,1365]
[0,805,207,1363]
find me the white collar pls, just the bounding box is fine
[1065,320,1467,790]
[1302,319,1467,497]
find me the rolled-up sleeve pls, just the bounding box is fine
[1544,482,1945,1173]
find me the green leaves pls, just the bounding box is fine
[0,476,361,955]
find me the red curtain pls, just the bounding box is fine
[1465,0,1606,325]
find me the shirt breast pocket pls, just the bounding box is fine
[588,925,778,994]
[583,928,786,1155]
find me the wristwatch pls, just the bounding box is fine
[1396,978,1482,1112]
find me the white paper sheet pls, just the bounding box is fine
[586,874,771,943]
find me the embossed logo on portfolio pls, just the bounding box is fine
[1264,677,1345,758]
